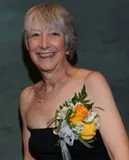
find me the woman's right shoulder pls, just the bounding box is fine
[20,85,33,100]
[20,81,42,113]
[20,85,35,115]
[20,81,41,100]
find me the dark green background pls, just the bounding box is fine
[0,0,129,159]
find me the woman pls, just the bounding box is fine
[20,3,129,160]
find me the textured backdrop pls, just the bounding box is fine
[0,0,129,159]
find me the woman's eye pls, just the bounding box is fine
[51,32,60,36]
[28,33,40,38]
[31,33,40,37]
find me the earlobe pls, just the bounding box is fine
[25,39,29,51]
[65,50,70,55]
[23,32,29,51]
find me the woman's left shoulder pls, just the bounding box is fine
[84,70,109,87]
[82,70,113,99]
[84,70,106,81]
[74,68,109,89]
[76,68,105,79]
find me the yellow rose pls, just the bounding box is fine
[70,104,88,125]
[80,123,97,140]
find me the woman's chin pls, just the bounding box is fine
[38,64,56,73]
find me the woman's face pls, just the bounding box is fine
[26,23,69,72]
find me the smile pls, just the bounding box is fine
[38,53,56,58]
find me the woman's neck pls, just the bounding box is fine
[40,61,74,92]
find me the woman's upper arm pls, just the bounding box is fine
[20,87,35,160]
[85,71,129,160]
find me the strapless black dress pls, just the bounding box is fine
[29,128,110,160]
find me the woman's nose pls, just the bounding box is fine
[40,35,50,49]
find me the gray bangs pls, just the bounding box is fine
[24,8,66,35]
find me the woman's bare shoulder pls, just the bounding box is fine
[84,70,108,86]
[72,68,108,89]
[20,85,33,114]
[20,81,42,99]
[73,67,93,78]
[83,71,112,98]
[20,81,42,113]
[20,85,34,100]
[84,71,115,110]
[75,68,103,82]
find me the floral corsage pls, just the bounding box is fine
[47,85,100,160]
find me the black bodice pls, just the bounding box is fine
[29,128,110,160]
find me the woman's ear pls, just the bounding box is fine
[25,38,29,51]
[23,32,29,51]
[65,35,70,55]
[65,50,70,55]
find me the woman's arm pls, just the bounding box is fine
[20,87,35,160]
[85,71,129,160]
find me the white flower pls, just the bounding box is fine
[56,102,73,120]
[72,121,84,134]
[72,102,82,110]
[57,108,69,120]
[84,111,100,128]
[58,123,75,146]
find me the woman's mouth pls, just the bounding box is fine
[37,52,56,59]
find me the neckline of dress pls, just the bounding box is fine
[28,127,53,131]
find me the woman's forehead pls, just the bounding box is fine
[27,16,64,33]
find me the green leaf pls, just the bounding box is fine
[86,139,95,143]
[71,97,76,105]
[81,100,90,104]
[47,116,56,127]
[78,137,94,149]
[66,109,72,124]
[78,93,82,100]
[81,85,87,97]
[84,103,94,109]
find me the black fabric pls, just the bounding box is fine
[29,128,110,160]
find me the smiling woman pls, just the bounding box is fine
[23,4,75,73]
[26,28,67,72]
[24,3,76,64]
[20,2,129,160]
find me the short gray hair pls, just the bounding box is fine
[24,3,77,64]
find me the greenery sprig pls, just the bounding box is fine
[71,85,93,109]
